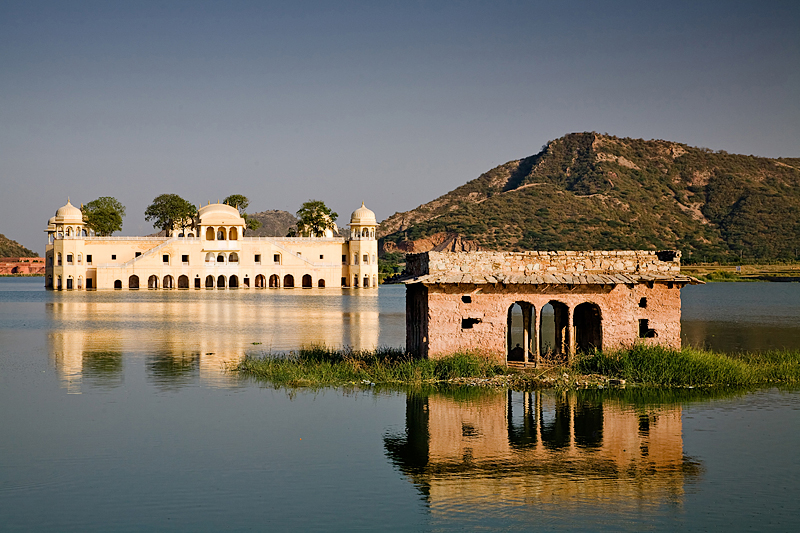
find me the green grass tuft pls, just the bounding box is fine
[576,345,800,386]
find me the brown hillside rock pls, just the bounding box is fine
[382,232,480,254]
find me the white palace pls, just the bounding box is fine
[45,200,379,291]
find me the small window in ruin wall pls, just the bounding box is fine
[461,295,472,303]
[461,318,481,329]
[639,319,657,338]
[639,297,647,308]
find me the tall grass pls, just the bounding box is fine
[238,346,506,387]
[576,345,800,386]
[238,344,800,388]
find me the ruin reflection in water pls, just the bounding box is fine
[46,290,380,393]
[385,389,701,518]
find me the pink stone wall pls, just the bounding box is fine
[420,282,682,362]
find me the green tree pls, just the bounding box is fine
[295,200,338,237]
[82,197,126,236]
[223,194,261,233]
[144,194,197,236]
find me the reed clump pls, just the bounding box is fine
[576,345,800,386]
[238,344,800,388]
[238,346,506,387]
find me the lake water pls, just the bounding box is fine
[1,278,799,531]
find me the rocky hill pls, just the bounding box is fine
[247,210,298,237]
[0,234,38,258]
[379,133,800,263]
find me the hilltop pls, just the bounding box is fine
[379,133,800,262]
[246,210,298,237]
[0,234,38,258]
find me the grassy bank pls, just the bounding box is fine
[683,262,800,282]
[237,345,800,389]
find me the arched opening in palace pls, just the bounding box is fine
[318,279,325,288]
[57,253,62,266]
[206,227,215,240]
[229,227,238,240]
[540,301,569,362]
[114,279,122,289]
[216,253,225,263]
[229,252,239,263]
[217,229,226,240]
[162,275,173,289]
[77,276,83,290]
[229,275,239,288]
[148,275,159,289]
[205,252,215,263]
[129,275,139,289]
[302,274,312,288]
[283,274,294,288]
[363,275,370,288]
[217,275,226,288]
[255,274,266,288]
[205,275,214,288]
[65,227,72,236]
[269,274,279,288]
[178,275,189,289]
[66,276,73,290]
[506,302,535,365]
[243,276,249,288]
[573,302,602,354]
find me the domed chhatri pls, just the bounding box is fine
[350,202,376,225]
[54,199,83,223]
[44,200,379,292]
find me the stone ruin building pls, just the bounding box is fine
[395,250,701,366]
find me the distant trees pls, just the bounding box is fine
[294,200,338,237]
[82,197,126,236]
[223,194,261,233]
[144,194,197,236]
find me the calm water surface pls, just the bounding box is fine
[1,278,799,531]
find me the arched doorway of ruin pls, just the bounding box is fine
[229,275,239,288]
[114,279,122,289]
[574,302,602,354]
[129,275,139,289]
[318,279,325,288]
[255,274,266,288]
[217,275,226,289]
[302,274,312,288]
[539,301,569,363]
[178,275,189,289]
[163,275,174,289]
[269,274,279,288]
[205,275,214,288]
[506,302,536,365]
[283,274,294,288]
[148,275,159,289]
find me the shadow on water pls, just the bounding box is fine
[384,387,706,510]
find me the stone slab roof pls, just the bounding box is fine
[397,271,702,286]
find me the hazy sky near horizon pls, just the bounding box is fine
[2,0,799,252]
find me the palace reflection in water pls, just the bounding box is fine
[46,290,380,393]
[385,389,700,518]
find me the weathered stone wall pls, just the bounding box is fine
[417,282,681,362]
[406,250,681,278]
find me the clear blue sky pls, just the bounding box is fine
[2,0,799,252]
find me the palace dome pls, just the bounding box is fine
[350,202,376,225]
[197,203,246,225]
[54,199,83,223]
